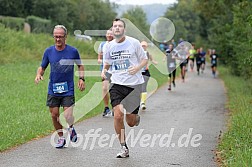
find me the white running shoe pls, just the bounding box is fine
[55,137,66,148]
[116,146,129,158]
[103,110,113,117]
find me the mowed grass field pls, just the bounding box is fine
[0,62,54,150]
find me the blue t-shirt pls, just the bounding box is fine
[200,51,206,61]
[41,45,81,96]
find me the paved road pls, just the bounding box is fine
[0,65,227,167]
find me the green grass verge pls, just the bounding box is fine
[217,66,252,166]
[0,24,96,65]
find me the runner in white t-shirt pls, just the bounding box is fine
[101,18,148,158]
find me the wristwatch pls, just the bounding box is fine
[79,77,85,82]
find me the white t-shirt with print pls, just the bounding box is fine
[104,36,147,85]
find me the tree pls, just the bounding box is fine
[231,1,252,77]
[164,0,200,44]
[1,0,117,34]
[122,6,150,39]
[70,0,117,32]
[0,0,34,17]
[195,0,252,78]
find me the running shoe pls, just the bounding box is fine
[168,85,171,91]
[102,107,110,117]
[116,146,129,158]
[103,107,113,117]
[55,138,66,148]
[70,127,77,142]
[104,110,113,117]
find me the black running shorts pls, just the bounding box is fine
[109,84,141,114]
[46,94,75,107]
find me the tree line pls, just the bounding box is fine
[0,0,117,33]
[164,0,252,79]
[1,0,251,79]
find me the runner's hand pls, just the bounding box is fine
[128,66,140,75]
[35,75,43,84]
[152,60,158,65]
[78,79,85,91]
[101,69,107,80]
[98,58,102,64]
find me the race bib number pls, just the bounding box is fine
[212,60,216,64]
[201,57,205,61]
[169,62,175,68]
[53,82,68,93]
[113,59,130,71]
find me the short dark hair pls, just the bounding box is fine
[112,18,126,28]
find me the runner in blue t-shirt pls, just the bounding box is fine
[35,25,85,148]
[199,47,206,73]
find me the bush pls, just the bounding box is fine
[26,15,52,33]
[0,25,97,65]
[0,15,25,31]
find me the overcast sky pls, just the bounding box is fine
[109,0,177,5]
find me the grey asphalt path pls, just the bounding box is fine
[0,65,227,167]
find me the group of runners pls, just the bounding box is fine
[164,41,219,91]
[34,19,219,158]
[35,19,151,158]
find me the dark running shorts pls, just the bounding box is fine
[46,94,75,107]
[180,62,187,68]
[142,70,150,77]
[211,63,217,67]
[109,84,142,114]
[189,58,195,62]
